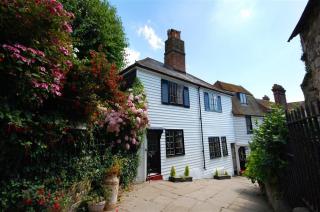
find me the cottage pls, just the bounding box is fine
[121,29,236,181]
[213,81,269,174]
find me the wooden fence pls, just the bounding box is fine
[285,101,320,212]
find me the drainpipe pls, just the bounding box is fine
[198,87,206,170]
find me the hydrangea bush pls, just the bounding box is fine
[0,1,148,211]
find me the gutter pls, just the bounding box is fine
[198,87,206,170]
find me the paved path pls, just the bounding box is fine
[118,177,273,212]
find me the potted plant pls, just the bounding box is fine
[85,187,106,212]
[213,168,231,180]
[103,157,121,211]
[169,166,193,182]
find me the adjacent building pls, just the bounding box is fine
[213,81,269,174]
[288,0,320,105]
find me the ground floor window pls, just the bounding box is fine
[209,137,221,159]
[165,130,185,157]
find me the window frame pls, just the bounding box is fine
[204,92,222,112]
[239,93,247,104]
[165,129,185,157]
[161,79,190,108]
[221,136,228,156]
[245,115,253,134]
[208,137,222,159]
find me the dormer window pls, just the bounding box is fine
[238,93,247,104]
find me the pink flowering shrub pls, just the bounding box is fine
[102,83,149,150]
[0,0,74,106]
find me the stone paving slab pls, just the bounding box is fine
[117,177,273,212]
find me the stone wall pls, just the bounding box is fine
[300,7,320,104]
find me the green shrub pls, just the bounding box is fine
[170,166,176,177]
[245,106,288,185]
[184,165,190,177]
[214,169,218,177]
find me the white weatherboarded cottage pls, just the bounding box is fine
[213,81,269,175]
[121,29,236,181]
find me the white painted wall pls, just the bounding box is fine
[201,88,235,178]
[137,68,235,180]
[233,116,263,146]
[233,115,264,173]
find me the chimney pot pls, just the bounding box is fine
[262,95,270,101]
[272,84,287,108]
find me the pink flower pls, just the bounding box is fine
[62,21,73,33]
[59,46,69,56]
[125,135,129,141]
[40,66,46,72]
[116,139,121,144]
[65,60,72,68]
[2,44,20,54]
[132,138,136,145]
[14,44,27,51]
[136,117,141,124]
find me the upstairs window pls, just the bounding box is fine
[246,115,253,134]
[221,136,228,156]
[208,137,221,159]
[204,92,222,112]
[161,79,189,108]
[166,130,185,157]
[238,93,247,104]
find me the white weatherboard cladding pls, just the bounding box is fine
[137,68,235,179]
[233,116,263,146]
[201,89,235,177]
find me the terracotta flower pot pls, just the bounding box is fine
[104,174,119,210]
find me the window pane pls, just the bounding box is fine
[209,94,214,111]
[169,83,177,104]
[176,85,183,105]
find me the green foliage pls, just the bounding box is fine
[60,0,128,68]
[245,106,288,185]
[0,1,147,211]
[184,165,190,177]
[214,169,218,177]
[170,166,176,177]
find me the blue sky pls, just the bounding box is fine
[109,0,308,102]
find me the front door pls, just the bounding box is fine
[147,130,161,174]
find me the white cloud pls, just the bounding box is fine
[137,25,164,50]
[211,0,255,29]
[124,47,140,67]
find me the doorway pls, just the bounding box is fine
[238,146,246,171]
[147,129,162,175]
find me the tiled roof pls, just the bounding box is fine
[213,81,253,96]
[121,58,233,96]
[213,81,267,116]
[232,95,267,116]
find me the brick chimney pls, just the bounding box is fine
[164,29,186,73]
[272,84,287,108]
[262,95,270,101]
